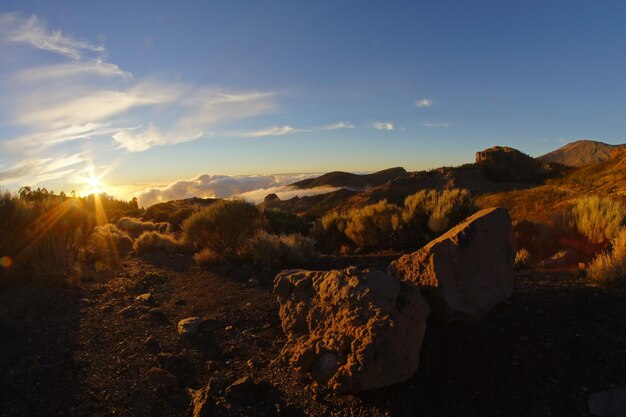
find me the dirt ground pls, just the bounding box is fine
[0,254,625,417]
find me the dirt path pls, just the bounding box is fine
[1,257,625,416]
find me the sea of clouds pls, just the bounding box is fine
[133,173,341,207]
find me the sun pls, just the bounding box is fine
[87,175,104,194]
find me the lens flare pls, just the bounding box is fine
[0,256,12,268]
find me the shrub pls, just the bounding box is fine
[116,216,170,238]
[587,227,626,283]
[263,209,310,235]
[241,231,318,269]
[344,200,402,249]
[569,195,625,244]
[403,188,475,234]
[182,199,266,257]
[514,248,531,270]
[83,224,133,266]
[312,211,352,253]
[133,231,183,255]
[194,247,224,267]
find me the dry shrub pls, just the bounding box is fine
[241,231,318,269]
[83,224,133,266]
[587,227,626,283]
[194,247,223,267]
[263,209,310,235]
[133,231,183,255]
[568,195,625,244]
[344,200,402,249]
[182,199,266,257]
[116,216,170,238]
[514,248,531,270]
[403,188,475,234]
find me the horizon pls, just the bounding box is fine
[1,1,626,204]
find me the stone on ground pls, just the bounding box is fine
[177,317,202,336]
[389,207,515,320]
[274,267,430,393]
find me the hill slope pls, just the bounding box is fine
[538,140,625,167]
[290,167,406,189]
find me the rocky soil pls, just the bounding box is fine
[0,254,625,416]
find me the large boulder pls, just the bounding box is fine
[274,267,430,393]
[389,207,515,320]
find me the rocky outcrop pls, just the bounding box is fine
[476,146,552,183]
[274,267,430,393]
[389,207,515,320]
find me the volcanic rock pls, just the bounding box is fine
[389,207,515,320]
[274,267,430,393]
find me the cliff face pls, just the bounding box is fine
[475,146,553,183]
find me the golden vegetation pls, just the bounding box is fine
[587,227,626,283]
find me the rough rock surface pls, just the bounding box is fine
[177,317,202,336]
[389,207,515,320]
[274,267,430,393]
[476,146,552,183]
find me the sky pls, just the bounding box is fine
[1,0,625,206]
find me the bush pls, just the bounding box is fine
[514,248,531,270]
[241,231,318,269]
[182,199,266,257]
[568,195,625,244]
[263,209,310,235]
[116,216,170,238]
[194,248,223,267]
[587,227,626,283]
[133,231,183,255]
[344,200,402,249]
[403,188,475,234]
[83,224,133,266]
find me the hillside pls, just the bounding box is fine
[290,167,407,189]
[537,140,625,167]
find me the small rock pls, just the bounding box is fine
[247,278,261,287]
[206,360,215,371]
[225,325,234,331]
[225,376,269,406]
[246,359,259,369]
[144,336,159,351]
[188,385,212,417]
[145,367,178,390]
[178,317,203,336]
[589,386,626,417]
[136,293,153,303]
[118,306,137,318]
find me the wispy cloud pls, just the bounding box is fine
[423,122,451,128]
[0,152,85,185]
[324,121,355,130]
[415,98,433,108]
[0,13,103,59]
[372,121,394,130]
[235,125,297,138]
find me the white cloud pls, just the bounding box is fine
[0,13,103,59]
[133,173,321,207]
[235,185,342,204]
[13,60,131,82]
[112,124,204,152]
[415,98,433,108]
[372,121,394,130]
[423,122,451,128]
[324,121,355,130]
[0,152,85,185]
[235,125,297,138]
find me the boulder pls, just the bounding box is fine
[145,367,178,390]
[274,267,430,393]
[588,386,626,417]
[389,207,515,320]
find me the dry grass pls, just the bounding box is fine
[241,231,318,269]
[83,224,133,267]
[193,247,224,267]
[182,199,266,256]
[587,227,626,284]
[133,231,184,255]
[116,216,170,238]
[568,195,625,244]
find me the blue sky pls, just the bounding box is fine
[0,1,625,204]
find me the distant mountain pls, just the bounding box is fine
[538,140,625,167]
[290,167,407,189]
